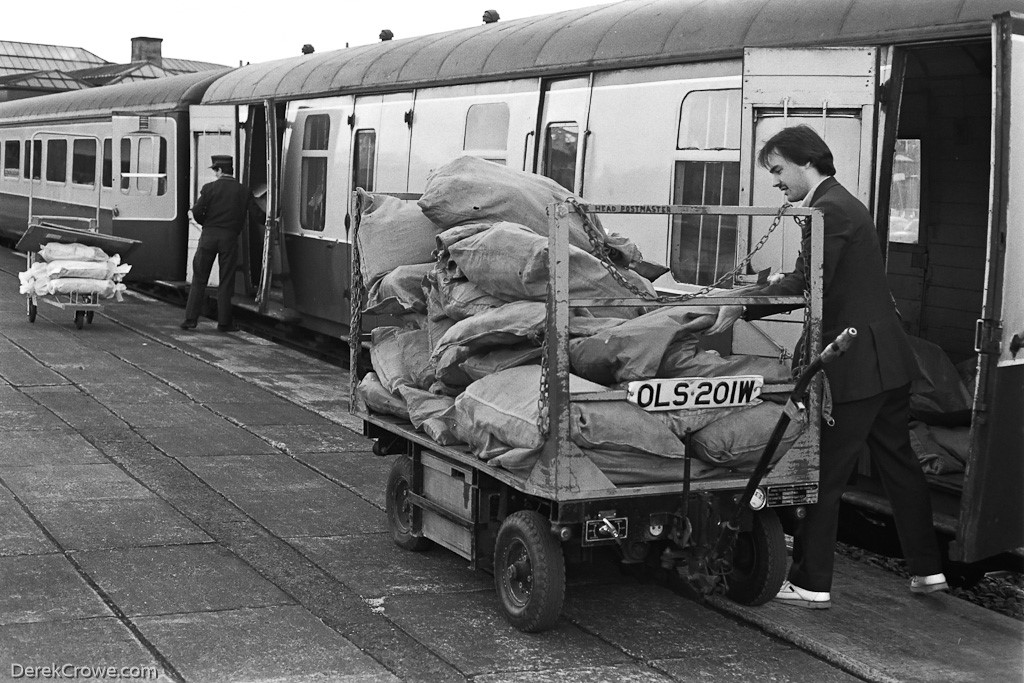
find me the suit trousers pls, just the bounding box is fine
[788,383,944,591]
[183,228,239,326]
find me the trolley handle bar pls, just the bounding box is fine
[713,327,858,564]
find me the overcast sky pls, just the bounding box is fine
[6,0,613,67]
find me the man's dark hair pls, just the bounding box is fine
[757,124,837,176]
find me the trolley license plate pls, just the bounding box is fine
[626,376,763,412]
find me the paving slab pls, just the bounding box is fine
[30,498,212,551]
[0,555,111,624]
[84,381,191,405]
[291,534,493,597]
[0,386,36,406]
[385,589,632,676]
[0,618,171,682]
[0,348,68,387]
[0,487,54,556]
[139,423,279,458]
[654,650,862,683]
[249,423,371,454]
[0,405,66,431]
[179,454,340,493]
[134,606,398,683]
[22,389,126,431]
[243,372,350,405]
[1,463,153,503]
[297,451,392,508]
[474,664,677,683]
[709,552,1024,683]
[73,544,294,617]
[205,399,333,426]
[106,401,233,430]
[223,487,385,538]
[0,431,108,467]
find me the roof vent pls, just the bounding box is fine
[483,10,499,23]
[379,29,394,41]
[302,44,315,55]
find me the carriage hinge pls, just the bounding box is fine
[974,318,1002,355]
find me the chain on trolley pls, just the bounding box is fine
[536,200,802,439]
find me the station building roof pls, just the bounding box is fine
[200,0,1015,105]
[0,41,106,79]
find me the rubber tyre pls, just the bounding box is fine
[27,300,36,323]
[385,455,433,551]
[494,510,566,632]
[74,311,84,329]
[726,508,787,605]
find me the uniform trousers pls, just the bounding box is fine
[183,227,239,326]
[788,383,944,591]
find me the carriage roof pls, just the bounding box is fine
[199,0,1012,104]
[0,69,227,124]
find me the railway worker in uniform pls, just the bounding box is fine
[705,124,948,609]
[181,155,265,332]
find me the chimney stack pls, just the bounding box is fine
[131,37,163,67]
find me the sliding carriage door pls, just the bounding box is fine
[954,12,1024,564]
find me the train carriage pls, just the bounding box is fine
[0,70,227,280]
[0,0,1020,575]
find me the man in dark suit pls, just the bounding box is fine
[180,155,265,332]
[707,125,947,608]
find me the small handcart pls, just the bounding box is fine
[350,197,841,631]
[16,221,140,329]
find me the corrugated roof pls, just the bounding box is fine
[0,40,106,78]
[202,0,1018,104]
[0,69,229,123]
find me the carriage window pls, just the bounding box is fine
[72,139,96,186]
[157,137,167,196]
[102,139,112,188]
[678,89,741,150]
[352,129,376,193]
[671,161,741,284]
[46,139,67,183]
[888,138,921,244]
[543,123,578,192]
[25,140,42,180]
[3,140,19,178]
[464,103,509,152]
[671,89,742,285]
[120,138,131,191]
[300,114,331,231]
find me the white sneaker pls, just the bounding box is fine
[774,580,831,609]
[910,573,949,594]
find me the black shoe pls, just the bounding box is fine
[217,324,239,333]
[180,319,197,330]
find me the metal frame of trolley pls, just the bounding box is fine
[16,131,139,329]
[349,195,825,631]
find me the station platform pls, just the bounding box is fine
[1,245,1021,683]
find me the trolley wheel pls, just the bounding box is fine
[74,311,85,330]
[725,508,787,606]
[86,311,94,325]
[27,300,36,323]
[385,455,433,552]
[494,510,566,632]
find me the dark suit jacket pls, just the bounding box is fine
[745,176,920,403]
[191,175,265,237]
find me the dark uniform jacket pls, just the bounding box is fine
[191,175,264,238]
[747,176,920,403]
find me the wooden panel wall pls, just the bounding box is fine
[886,44,990,364]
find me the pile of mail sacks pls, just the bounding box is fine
[355,156,805,485]
[19,242,131,301]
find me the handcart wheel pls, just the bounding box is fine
[385,455,433,551]
[74,311,85,330]
[725,508,787,606]
[494,510,566,632]
[27,299,36,323]
[86,311,94,325]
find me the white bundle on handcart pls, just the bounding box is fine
[18,242,132,301]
